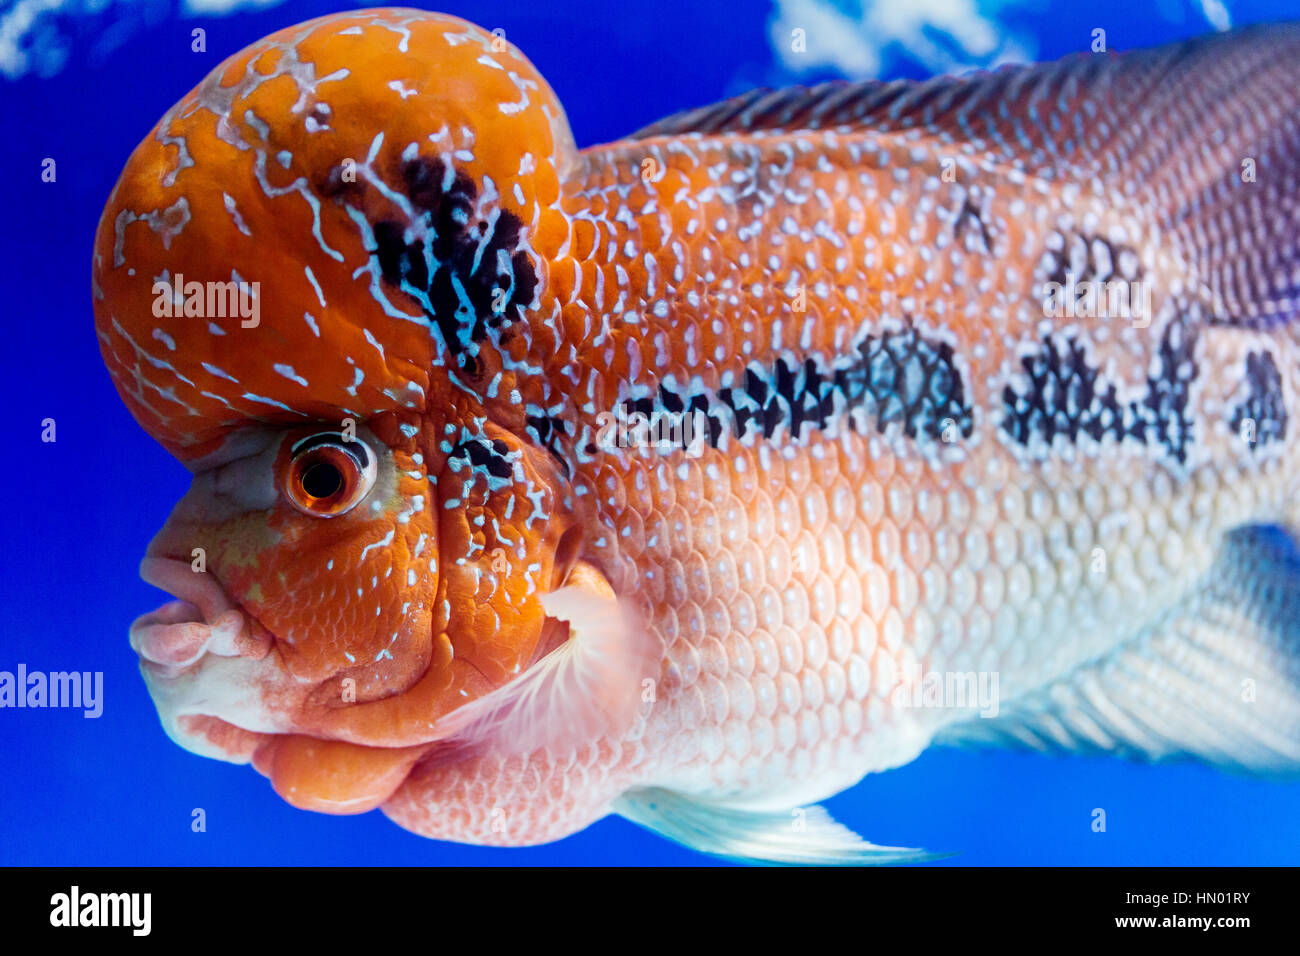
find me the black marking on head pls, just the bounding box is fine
[448,436,513,480]
[1230,350,1287,449]
[368,157,538,373]
[1001,309,1201,464]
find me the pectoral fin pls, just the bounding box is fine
[434,561,659,756]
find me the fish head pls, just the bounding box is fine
[91,9,618,815]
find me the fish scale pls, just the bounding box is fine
[93,10,1300,862]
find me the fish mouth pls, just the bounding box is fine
[132,557,273,676]
[131,556,289,761]
[131,556,430,814]
[128,554,608,816]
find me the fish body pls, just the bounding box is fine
[93,9,1300,863]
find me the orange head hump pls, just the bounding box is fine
[93,7,576,462]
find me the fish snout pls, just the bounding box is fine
[132,557,271,672]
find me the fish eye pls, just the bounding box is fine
[283,433,377,518]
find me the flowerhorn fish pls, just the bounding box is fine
[93,8,1300,864]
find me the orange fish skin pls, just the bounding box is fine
[95,9,1300,857]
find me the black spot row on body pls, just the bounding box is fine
[1230,350,1287,449]
[1002,310,1201,463]
[588,322,974,453]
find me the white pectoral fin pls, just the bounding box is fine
[436,562,659,756]
[937,524,1300,772]
[615,788,944,866]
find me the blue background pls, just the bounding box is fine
[3,0,1299,865]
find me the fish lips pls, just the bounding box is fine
[131,556,289,760]
[129,558,437,812]
[131,556,272,675]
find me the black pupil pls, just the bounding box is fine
[302,460,344,499]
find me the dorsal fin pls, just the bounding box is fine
[630,47,1134,149]
[629,23,1300,328]
[628,25,1299,166]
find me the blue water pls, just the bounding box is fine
[3,0,1299,865]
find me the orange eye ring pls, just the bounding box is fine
[283,434,377,517]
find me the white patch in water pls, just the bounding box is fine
[767,0,1033,79]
